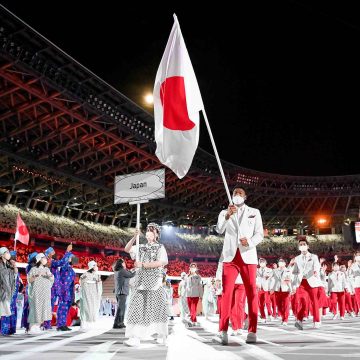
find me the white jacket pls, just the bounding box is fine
[292,252,322,288]
[256,267,273,291]
[270,268,292,292]
[185,274,203,298]
[216,205,264,264]
[328,271,348,293]
[349,263,360,288]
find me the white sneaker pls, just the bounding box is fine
[340,316,345,320]
[313,322,321,329]
[350,312,355,318]
[246,332,257,344]
[124,337,140,347]
[212,331,228,345]
[332,314,338,320]
[230,329,243,336]
[281,322,288,326]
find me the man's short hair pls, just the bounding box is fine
[233,185,247,194]
[297,235,308,245]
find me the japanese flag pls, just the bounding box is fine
[154,15,204,179]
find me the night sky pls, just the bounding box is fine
[2,1,359,176]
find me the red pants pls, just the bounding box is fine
[345,291,353,313]
[275,291,290,322]
[352,294,359,315]
[330,292,345,317]
[187,297,199,322]
[216,295,222,315]
[355,288,360,313]
[296,279,320,322]
[258,290,272,318]
[270,292,277,317]
[220,250,258,333]
[230,284,246,330]
[291,293,298,317]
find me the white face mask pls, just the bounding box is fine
[333,266,339,272]
[190,268,197,274]
[278,262,286,268]
[355,256,360,262]
[299,245,308,252]
[232,195,245,206]
[146,231,155,242]
[259,262,266,268]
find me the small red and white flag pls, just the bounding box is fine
[14,213,29,246]
[154,14,204,179]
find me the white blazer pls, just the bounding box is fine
[292,252,322,288]
[270,268,292,292]
[216,205,264,264]
[328,271,347,293]
[349,263,360,288]
[256,267,273,291]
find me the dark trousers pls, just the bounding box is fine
[114,294,127,326]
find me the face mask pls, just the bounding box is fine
[278,262,285,268]
[232,195,245,206]
[4,252,11,261]
[190,268,197,274]
[333,266,339,272]
[355,256,360,262]
[299,245,308,252]
[146,231,155,242]
[259,263,266,268]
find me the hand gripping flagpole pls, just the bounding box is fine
[202,109,233,205]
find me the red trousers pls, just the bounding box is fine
[230,284,246,330]
[275,291,290,322]
[354,288,360,313]
[291,293,298,317]
[220,250,258,333]
[345,291,353,313]
[330,292,345,317]
[296,279,320,322]
[270,292,277,317]
[216,295,222,315]
[352,294,359,315]
[258,290,272,318]
[187,297,199,322]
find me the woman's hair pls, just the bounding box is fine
[114,258,124,272]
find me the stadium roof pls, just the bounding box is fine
[1,5,359,230]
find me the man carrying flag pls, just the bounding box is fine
[14,213,29,248]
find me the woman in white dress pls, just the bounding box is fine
[27,253,54,334]
[79,261,102,330]
[178,272,190,321]
[124,223,168,347]
[164,279,174,320]
[0,247,17,318]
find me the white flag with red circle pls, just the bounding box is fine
[14,213,29,245]
[154,15,204,179]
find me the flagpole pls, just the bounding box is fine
[202,109,233,205]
